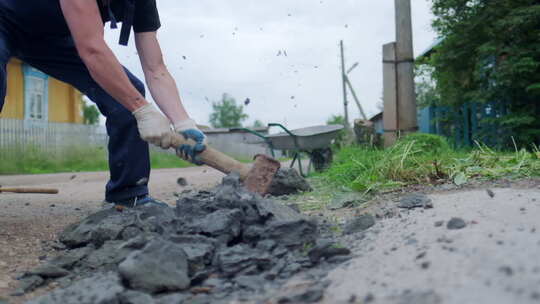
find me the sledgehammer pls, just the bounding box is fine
[171,134,281,195]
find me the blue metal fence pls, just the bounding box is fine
[418,101,510,148]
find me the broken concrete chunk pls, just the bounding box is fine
[216,245,272,277]
[264,219,318,248]
[308,240,351,263]
[119,290,155,304]
[28,264,70,279]
[256,198,305,223]
[168,235,216,275]
[268,168,312,196]
[447,217,467,230]
[80,240,132,271]
[48,248,86,270]
[154,293,191,304]
[26,272,124,304]
[343,214,376,235]
[188,209,243,242]
[119,238,190,293]
[399,193,433,209]
[13,275,44,295]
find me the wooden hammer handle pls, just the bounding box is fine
[171,134,251,179]
[0,188,59,194]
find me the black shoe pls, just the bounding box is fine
[107,195,169,208]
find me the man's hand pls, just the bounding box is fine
[174,119,207,165]
[132,104,174,149]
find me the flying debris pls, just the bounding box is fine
[244,98,251,106]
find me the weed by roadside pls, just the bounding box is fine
[316,134,540,195]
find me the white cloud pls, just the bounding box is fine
[105,0,436,129]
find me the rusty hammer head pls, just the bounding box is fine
[243,154,281,196]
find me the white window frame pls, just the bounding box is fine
[23,65,49,122]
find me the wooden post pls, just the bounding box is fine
[340,40,350,129]
[394,0,417,137]
[344,76,367,121]
[383,42,398,146]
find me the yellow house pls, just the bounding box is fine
[0,58,83,123]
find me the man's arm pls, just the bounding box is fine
[59,0,174,149]
[135,32,207,162]
[59,0,146,111]
[134,32,190,125]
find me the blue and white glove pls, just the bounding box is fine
[174,119,207,165]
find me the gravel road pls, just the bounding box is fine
[323,187,540,304]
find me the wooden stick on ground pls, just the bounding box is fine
[0,188,59,194]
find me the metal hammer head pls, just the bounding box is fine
[244,154,281,195]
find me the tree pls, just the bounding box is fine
[327,114,346,148]
[82,98,100,125]
[252,120,265,128]
[428,0,540,145]
[209,94,248,128]
[326,114,345,126]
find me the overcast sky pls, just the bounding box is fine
[104,0,437,129]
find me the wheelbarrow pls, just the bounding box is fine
[232,124,344,176]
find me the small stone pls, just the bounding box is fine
[486,189,495,198]
[364,293,375,303]
[327,193,365,210]
[447,217,467,230]
[343,214,375,235]
[416,252,427,260]
[434,220,444,227]
[421,261,431,269]
[49,204,56,208]
[499,266,513,276]
[531,292,540,300]
[177,177,188,186]
[399,194,432,209]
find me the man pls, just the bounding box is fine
[0,0,206,207]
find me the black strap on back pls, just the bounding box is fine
[104,0,135,46]
[108,6,118,29]
[118,0,135,46]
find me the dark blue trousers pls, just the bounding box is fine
[0,19,150,202]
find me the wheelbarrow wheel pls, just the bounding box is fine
[309,148,333,172]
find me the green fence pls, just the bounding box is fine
[419,101,510,148]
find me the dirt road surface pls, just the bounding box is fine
[0,167,225,303]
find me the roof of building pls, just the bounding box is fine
[416,37,444,61]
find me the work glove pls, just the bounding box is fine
[174,119,207,165]
[132,104,174,149]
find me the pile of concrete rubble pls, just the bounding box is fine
[20,172,350,304]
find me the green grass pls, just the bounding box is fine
[0,145,192,175]
[316,133,540,195]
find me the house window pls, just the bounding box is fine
[27,76,46,120]
[23,65,49,121]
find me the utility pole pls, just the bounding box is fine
[383,0,418,146]
[395,0,417,135]
[340,40,350,129]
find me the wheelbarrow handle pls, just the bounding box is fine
[268,123,296,138]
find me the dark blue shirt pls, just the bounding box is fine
[0,0,160,37]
